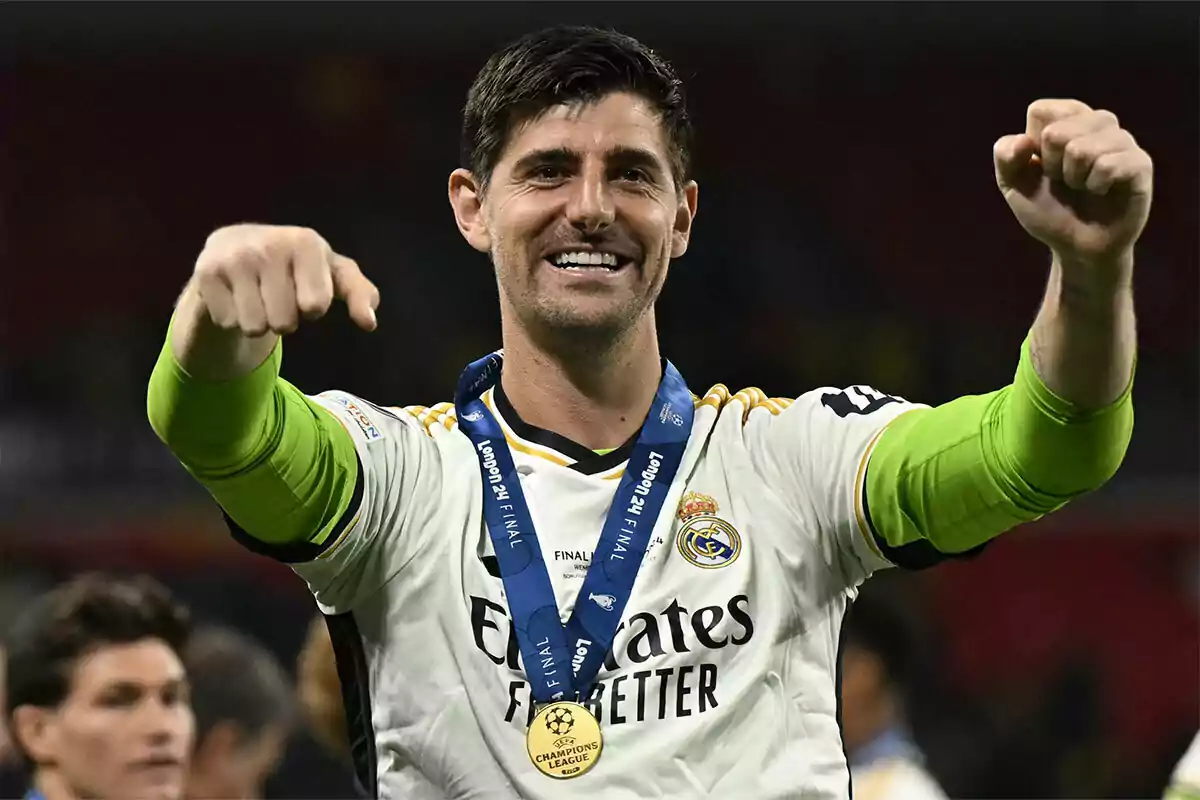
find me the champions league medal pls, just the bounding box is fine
[456,352,693,781]
[527,701,604,779]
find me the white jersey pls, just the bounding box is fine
[852,758,948,800]
[1166,732,1200,799]
[277,380,925,799]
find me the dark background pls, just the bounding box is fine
[2,3,1197,797]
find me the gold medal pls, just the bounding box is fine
[526,701,603,779]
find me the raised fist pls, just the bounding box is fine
[994,99,1153,264]
[193,224,379,336]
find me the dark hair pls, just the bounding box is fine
[461,25,693,190]
[3,574,191,759]
[183,625,295,746]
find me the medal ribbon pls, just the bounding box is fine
[455,352,693,705]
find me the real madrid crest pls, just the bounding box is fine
[675,492,742,569]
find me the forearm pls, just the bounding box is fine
[148,308,359,544]
[148,304,283,472]
[172,280,279,382]
[1028,252,1137,410]
[865,337,1133,557]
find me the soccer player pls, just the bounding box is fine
[4,574,194,800]
[841,595,946,799]
[182,625,294,800]
[147,25,1149,799]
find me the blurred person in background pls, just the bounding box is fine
[297,616,349,764]
[297,615,370,798]
[3,574,193,800]
[182,624,295,800]
[1165,731,1200,799]
[0,648,8,759]
[148,22,1151,799]
[841,594,946,799]
[0,646,27,798]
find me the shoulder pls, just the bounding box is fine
[698,381,921,432]
[310,390,461,441]
[694,383,795,424]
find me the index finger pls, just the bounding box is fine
[293,235,335,320]
[331,255,380,331]
[1025,98,1094,145]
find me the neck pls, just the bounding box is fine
[499,314,663,451]
[31,771,77,800]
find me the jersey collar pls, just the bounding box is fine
[491,380,639,476]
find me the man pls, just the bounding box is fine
[4,574,194,800]
[182,625,294,800]
[841,595,946,799]
[147,25,1148,799]
[0,647,28,798]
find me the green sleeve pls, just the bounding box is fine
[146,318,360,547]
[864,338,1134,561]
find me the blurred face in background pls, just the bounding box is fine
[14,639,194,800]
[839,642,891,754]
[451,91,698,341]
[297,615,350,764]
[188,721,287,800]
[0,648,12,764]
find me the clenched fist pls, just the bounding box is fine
[194,224,380,336]
[994,99,1153,265]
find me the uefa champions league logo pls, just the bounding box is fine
[659,402,685,427]
[545,706,575,735]
[589,593,616,611]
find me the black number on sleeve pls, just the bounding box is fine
[820,386,900,418]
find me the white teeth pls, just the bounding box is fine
[551,251,621,268]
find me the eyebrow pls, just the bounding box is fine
[101,675,188,693]
[512,146,667,177]
[606,146,666,175]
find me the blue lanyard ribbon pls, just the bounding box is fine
[455,352,693,704]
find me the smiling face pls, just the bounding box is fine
[450,91,698,341]
[16,639,194,800]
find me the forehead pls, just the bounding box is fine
[69,639,184,693]
[501,92,671,167]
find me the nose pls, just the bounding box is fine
[565,162,615,235]
[140,699,191,748]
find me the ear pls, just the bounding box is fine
[448,169,492,254]
[195,719,242,766]
[199,724,241,762]
[12,705,55,764]
[670,180,699,259]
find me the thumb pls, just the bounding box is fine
[993,133,1041,197]
[331,255,380,331]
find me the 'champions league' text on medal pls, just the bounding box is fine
[471,594,754,726]
[531,740,601,772]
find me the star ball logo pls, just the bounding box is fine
[675,492,742,569]
[545,706,575,737]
